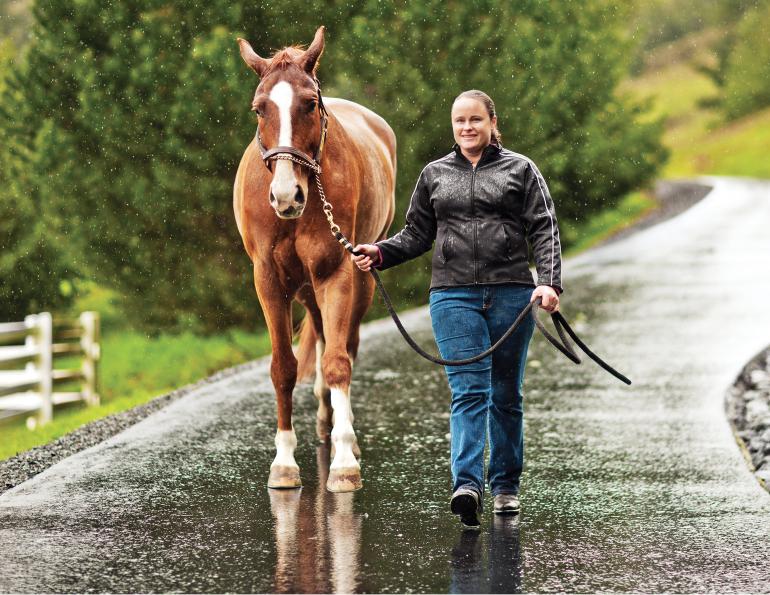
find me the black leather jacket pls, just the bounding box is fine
[376,142,563,292]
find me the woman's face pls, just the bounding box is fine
[451,97,496,155]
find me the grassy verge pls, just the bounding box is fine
[664,107,770,178]
[0,328,271,460]
[562,191,658,256]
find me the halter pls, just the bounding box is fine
[255,76,329,175]
[255,76,340,234]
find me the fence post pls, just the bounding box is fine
[30,312,53,425]
[80,311,100,406]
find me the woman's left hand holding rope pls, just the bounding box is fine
[531,285,560,313]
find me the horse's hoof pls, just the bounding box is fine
[268,465,302,489]
[326,467,363,492]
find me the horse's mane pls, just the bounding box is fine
[265,45,307,76]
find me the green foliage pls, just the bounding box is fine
[0,39,75,320]
[0,0,665,328]
[721,2,770,119]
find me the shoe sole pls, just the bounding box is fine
[493,506,520,515]
[451,493,480,528]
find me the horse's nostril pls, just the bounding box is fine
[294,186,305,204]
[269,191,278,205]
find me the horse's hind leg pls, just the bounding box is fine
[256,274,302,489]
[296,286,333,440]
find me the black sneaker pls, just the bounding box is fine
[450,487,481,529]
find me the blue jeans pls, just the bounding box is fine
[429,284,535,499]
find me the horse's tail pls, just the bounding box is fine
[295,314,317,383]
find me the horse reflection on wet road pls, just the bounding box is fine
[267,442,523,594]
[268,443,363,593]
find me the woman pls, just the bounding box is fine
[352,90,563,528]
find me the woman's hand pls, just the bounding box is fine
[531,285,560,313]
[351,244,380,272]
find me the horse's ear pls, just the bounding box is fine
[237,38,269,77]
[299,26,325,75]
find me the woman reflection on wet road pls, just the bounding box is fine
[352,90,563,528]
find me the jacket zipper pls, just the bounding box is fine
[471,165,478,284]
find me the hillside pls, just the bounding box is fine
[620,27,770,179]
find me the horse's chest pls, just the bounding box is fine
[256,234,342,285]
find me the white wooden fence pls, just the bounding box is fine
[0,312,100,427]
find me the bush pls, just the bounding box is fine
[722,2,770,119]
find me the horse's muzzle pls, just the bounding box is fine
[275,204,304,219]
[270,185,306,219]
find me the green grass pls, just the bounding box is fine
[664,107,770,178]
[0,328,272,460]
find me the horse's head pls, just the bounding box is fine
[238,27,326,220]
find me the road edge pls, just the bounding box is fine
[726,344,770,493]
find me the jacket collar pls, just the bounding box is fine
[452,139,502,167]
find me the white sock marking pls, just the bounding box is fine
[330,387,359,470]
[272,428,298,469]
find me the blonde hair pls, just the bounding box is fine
[453,89,502,144]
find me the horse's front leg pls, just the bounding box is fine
[316,270,362,492]
[256,274,302,489]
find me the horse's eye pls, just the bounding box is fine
[306,100,317,113]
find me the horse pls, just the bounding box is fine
[233,26,396,492]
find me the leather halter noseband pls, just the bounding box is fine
[255,76,329,174]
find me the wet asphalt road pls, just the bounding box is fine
[2,176,770,593]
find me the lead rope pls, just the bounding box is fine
[312,170,631,385]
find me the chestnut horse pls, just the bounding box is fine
[233,27,396,492]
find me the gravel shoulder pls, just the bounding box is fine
[726,346,770,491]
[0,179,715,497]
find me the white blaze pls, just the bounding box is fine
[269,81,294,146]
[268,81,300,206]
